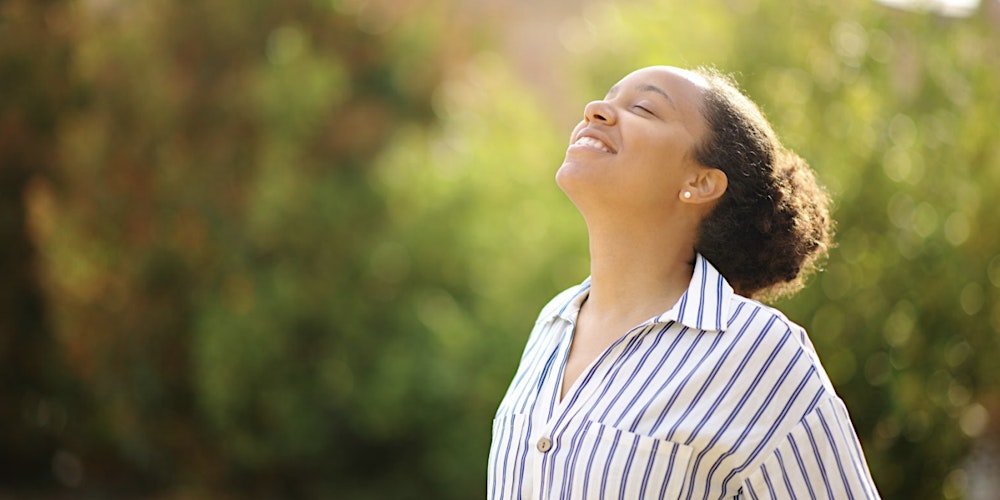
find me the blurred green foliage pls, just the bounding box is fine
[1,0,999,498]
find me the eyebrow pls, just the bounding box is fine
[606,83,677,110]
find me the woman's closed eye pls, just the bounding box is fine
[632,104,655,116]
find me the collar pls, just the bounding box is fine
[549,253,733,333]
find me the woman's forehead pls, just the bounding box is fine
[615,66,709,94]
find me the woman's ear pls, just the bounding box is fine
[679,168,727,204]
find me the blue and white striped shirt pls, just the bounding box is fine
[488,254,880,499]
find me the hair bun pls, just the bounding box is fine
[693,68,833,301]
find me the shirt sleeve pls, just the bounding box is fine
[741,396,881,500]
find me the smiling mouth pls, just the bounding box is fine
[571,136,613,153]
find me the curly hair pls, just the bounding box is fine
[690,68,833,301]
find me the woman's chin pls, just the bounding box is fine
[555,165,600,212]
[557,157,606,186]
[555,162,582,194]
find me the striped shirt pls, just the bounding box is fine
[488,254,880,499]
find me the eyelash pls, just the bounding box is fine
[633,104,653,115]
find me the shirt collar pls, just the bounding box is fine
[551,277,591,325]
[550,253,733,333]
[654,253,733,332]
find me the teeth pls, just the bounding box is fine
[573,136,611,152]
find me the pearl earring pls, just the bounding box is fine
[683,191,692,199]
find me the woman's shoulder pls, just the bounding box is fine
[727,294,819,354]
[727,293,837,389]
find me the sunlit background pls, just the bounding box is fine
[2,0,1000,498]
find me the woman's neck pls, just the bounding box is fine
[581,216,697,329]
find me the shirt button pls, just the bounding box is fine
[536,437,553,453]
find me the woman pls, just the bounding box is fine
[487,66,880,499]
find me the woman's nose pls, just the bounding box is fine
[583,100,616,124]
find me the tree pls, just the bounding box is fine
[0,0,77,490]
[18,0,472,496]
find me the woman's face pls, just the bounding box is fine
[556,66,711,219]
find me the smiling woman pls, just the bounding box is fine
[488,66,880,499]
